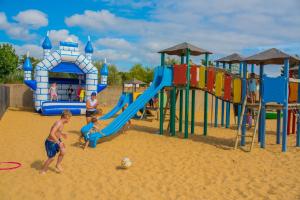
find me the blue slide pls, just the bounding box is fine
[99,93,132,120]
[81,66,173,147]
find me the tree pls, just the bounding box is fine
[201,59,214,66]
[119,71,131,83]
[107,64,121,85]
[0,44,19,83]
[144,67,154,83]
[129,63,147,82]
[165,57,180,65]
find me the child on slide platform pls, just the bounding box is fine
[248,73,257,103]
[83,117,101,150]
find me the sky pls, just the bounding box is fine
[0,0,299,73]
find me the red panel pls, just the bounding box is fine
[173,64,187,85]
[223,74,232,101]
[190,65,198,87]
[207,68,215,92]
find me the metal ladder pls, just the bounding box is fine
[234,98,262,151]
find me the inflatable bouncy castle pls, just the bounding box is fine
[23,32,108,115]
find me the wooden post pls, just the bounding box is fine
[221,62,225,127]
[203,53,209,136]
[179,55,184,132]
[214,61,219,127]
[276,110,281,144]
[241,61,247,146]
[282,58,289,152]
[297,63,300,147]
[159,53,165,135]
[184,49,190,138]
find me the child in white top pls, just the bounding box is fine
[49,83,58,101]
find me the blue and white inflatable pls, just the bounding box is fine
[23,32,108,115]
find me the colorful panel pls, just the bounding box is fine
[190,65,198,87]
[215,71,224,97]
[233,78,242,103]
[224,74,232,101]
[173,64,187,85]
[133,92,142,101]
[262,76,285,104]
[289,82,298,103]
[198,66,206,88]
[207,67,215,93]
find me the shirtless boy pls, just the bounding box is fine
[40,110,72,174]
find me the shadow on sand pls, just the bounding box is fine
[30,160,57,173]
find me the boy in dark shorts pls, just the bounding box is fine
[40,110,72,174]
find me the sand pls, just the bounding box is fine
[0,106,300,200]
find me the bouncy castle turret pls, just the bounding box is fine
[42,31,52,59]
[101,58,108,85]
[97,58,109,93]
[23,52,32,81]
[85,36,93,61]
[23,52,37,90]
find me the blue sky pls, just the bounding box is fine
[0,0,299,73]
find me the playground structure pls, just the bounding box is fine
[23,32,108,115]
[100,78,147,120]
[81,42,300,152]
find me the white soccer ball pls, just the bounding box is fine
[121,157,132,169]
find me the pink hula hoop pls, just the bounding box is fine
[0,162,22,170]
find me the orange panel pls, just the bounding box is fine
[289,82,298,102]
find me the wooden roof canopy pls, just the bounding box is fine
[158,42,212,56]
[215,53,244,64]
[244,48,300,65]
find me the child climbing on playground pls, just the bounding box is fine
[49,82,58,101]
[247,109,253,129]
[248,73,257,103]
[82,117,101,150]
[40,110,72,174]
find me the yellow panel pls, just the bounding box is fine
[215,71,224,97]
[198,66,206,88]
[133,92,142,101]
[233,78,242,103]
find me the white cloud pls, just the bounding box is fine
[14,44,43,58]
[48,29,80,46]
[96,38,133,50]
[102,0,155,9]
[0,12,36,41]
[94,49,130,61]
[13,9,48,29]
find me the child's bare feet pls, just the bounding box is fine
[39,169,46,175]
[55,164,63,173]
